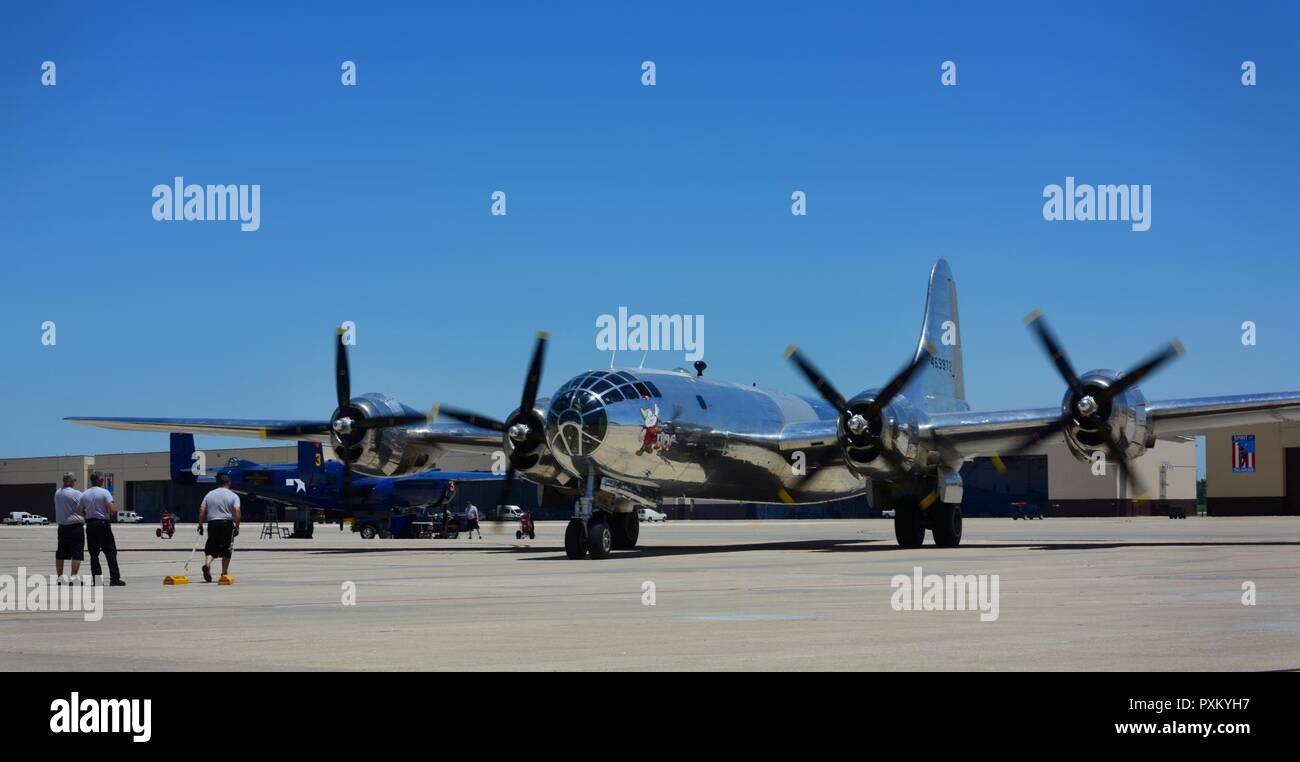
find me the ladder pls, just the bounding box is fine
[260,504,282,539]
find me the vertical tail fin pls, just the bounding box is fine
[298,441,325,486]
[902,258,968,413]
[169,433,197,485]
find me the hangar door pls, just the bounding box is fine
[959,455,1048,517]
[1285,449,1300,516]
[0,484,56,519]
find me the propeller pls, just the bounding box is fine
[262,328,431,525]
[1005,311,1184,498]
[433,332,549,526]
[784,342,934,484]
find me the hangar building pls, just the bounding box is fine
[1204,423,1300,515]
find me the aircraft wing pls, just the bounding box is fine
[65,417,505,454]
[1144,392,1300,436]
[65,417,334,442]
[926,391,1300,460]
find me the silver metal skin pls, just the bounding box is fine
[65,257,1300,514]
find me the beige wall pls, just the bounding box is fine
[1205,424,1283,498]
[0,456,94,488]
[1046,437,1196,501]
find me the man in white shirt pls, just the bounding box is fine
[197,473,242,583]
[53,472,85,583]
[466,502,482,539]
[76,472,124,586]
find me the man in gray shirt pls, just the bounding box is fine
[198,473,241,583]
[53,472,85,583]
[76,471,125,586]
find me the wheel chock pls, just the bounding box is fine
[218,575,234,585]
[163,575,190,585]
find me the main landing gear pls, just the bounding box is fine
[893,494,963,548]
[564,510,639,560]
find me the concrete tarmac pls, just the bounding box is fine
[1,517,1297,671]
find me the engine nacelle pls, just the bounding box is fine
[1059,370,1153,465]
[332,393,432,477]
[840,391,924,477]
[505,399,570,487]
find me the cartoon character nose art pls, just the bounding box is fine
[545,370,663,457]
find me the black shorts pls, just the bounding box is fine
[205,520,235,559]
[56,523,85,561]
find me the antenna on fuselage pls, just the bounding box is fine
[610,349,617,368]
[638,350,649,369]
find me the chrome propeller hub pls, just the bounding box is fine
[846,413,870,436]
[1076,395,1099,418]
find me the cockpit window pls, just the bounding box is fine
[562,370,661,400]
[546,388,608,457]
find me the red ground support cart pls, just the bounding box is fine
[515,512,536,540]
[156,511,175,539]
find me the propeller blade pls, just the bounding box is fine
[520,331,549,415]
[1025,311,1081,393]
[864,344,934,419]
[1101,340,1185,401]
[1097,427,1147,498]
[344,467,352,511]
[433,404,507,433]
[335,328,352,411]
[784,345,849,413]
[1002,416,1071,458]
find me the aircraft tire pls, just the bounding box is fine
[564,519,587,559]
[610,511,640,550]
[894,495,926,548]
[931,502,963,548]
[587,517,613,559]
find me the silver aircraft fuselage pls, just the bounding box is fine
[533,367,866,503]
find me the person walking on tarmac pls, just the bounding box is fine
[197,473,241,583]
[53,472,85,584]
[466,502,482,539]
[76,472,125,586]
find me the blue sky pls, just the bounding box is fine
[1,1,1297,463]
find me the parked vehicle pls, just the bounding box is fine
[636,507,667,522]
[1011,501,1044,520]
[4,511,47,525]
[117,510,144,523]
[493,504,523,521]
[881,508,896,519]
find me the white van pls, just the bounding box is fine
[4,511,48,525]
[117,511,144,524]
